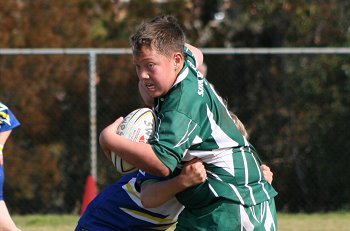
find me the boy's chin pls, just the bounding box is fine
[149,91,161,98]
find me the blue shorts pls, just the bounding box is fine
[0,165,4,200]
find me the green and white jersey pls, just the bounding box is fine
[150,48,277,208]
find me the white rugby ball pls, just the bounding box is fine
[111,108,157,174]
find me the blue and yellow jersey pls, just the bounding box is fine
[0,102,20,132]
[76,170,183,231]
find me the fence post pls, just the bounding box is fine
[89,51,97,180]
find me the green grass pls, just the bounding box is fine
[12,212,350,231]
[13,214,79,231]
[278,212,350,231]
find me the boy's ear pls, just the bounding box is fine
[173,52,183,68]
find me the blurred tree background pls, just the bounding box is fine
[0,0,349,214]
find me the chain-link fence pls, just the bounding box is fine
[1,48,350,214]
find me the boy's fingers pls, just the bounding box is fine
[184,157,200,166]
[261,164,270,171]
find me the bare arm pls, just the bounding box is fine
[99,117,170,176]
[0,130,12,166]
[141,158,207,208]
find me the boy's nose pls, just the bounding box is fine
[140,70,149,79]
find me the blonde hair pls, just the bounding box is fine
[130,15,185,58]
[230,112,249,139]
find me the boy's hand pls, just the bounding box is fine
[261,164,273,184]
[178,158,207,188]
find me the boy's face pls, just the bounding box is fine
[133,46,181,98]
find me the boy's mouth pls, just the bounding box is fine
[146,83,155,90]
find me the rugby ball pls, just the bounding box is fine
[111,108,157,174]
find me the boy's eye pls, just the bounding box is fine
[147,63,155,69]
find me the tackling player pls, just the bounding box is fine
[76,158,207,230]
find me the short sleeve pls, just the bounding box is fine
[151,110,200,172]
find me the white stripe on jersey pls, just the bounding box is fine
[174,67,189,86]
[240,204,255,231]
[241,147,257,205]
[251,148,271,201]
[174,120,197,148]
[207,170,245,205]
[192,135,203,145]
[208,182,219,197]
[188,148,235,176]
[264,201,277,231]
[240,201,277,231]
[206,105,239,147]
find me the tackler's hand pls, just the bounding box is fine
[261,164,274,184]
[179,158,208,187]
